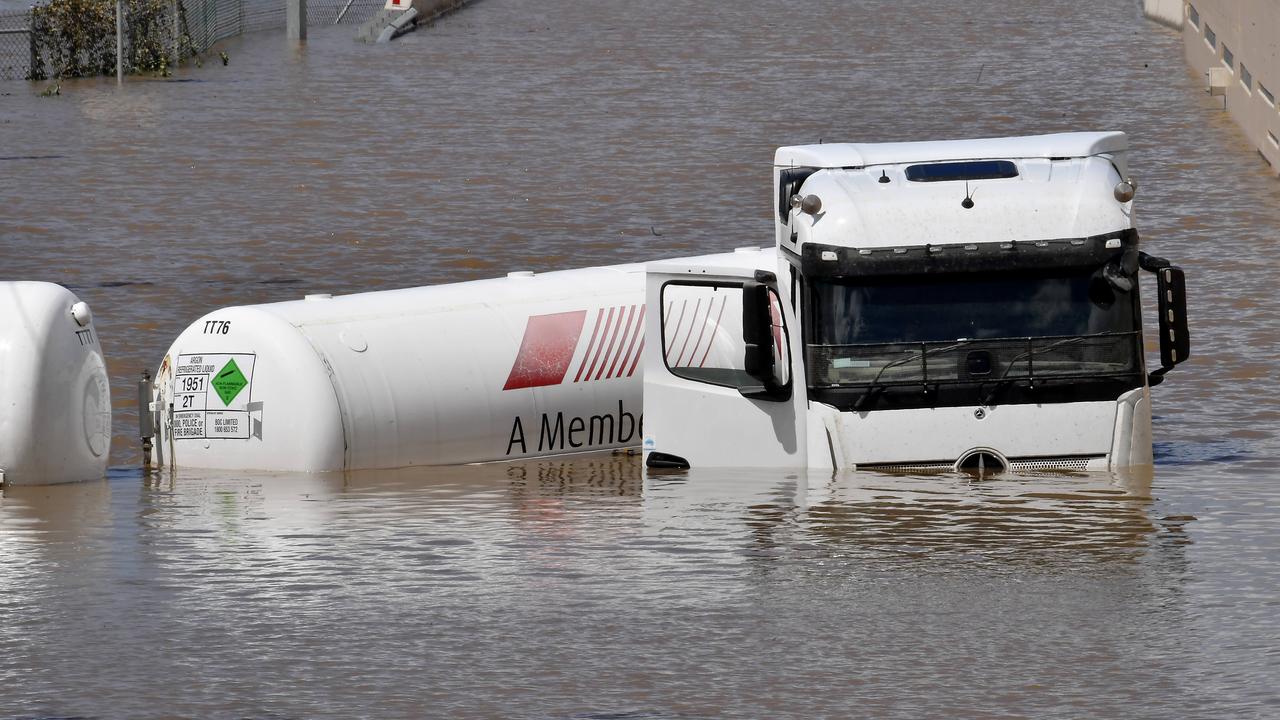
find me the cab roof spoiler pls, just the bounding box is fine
[774,131,1128,169]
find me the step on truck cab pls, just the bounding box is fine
[643,132,1190,473]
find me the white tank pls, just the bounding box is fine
[150,260,677,471]
[0,282,112,486]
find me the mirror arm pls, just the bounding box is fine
[1138,251,1170,273]
[739,383,792,401]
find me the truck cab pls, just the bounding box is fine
[642,132,1189,473]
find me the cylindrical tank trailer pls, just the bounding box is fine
[0,282,112,485]
[147,252,763,472]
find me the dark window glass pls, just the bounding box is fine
[660,282,790,389]
[904,160,1018,183]
[812,272,1135,344]
[806,270,1141,388]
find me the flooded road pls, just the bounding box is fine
[2,0,1279,716]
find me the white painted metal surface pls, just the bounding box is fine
[829,402,1119,467]
[776,134,1131,249]
[787,155,1129,249]
[151,250,760,472]
[641,249,806,468]
[774,132,1128,170]
[0,282,111,485]
[646,131,1162,472]
[153,132,1165,474]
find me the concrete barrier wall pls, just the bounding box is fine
[1180,0,1280,174]
[1144,0,1184,29]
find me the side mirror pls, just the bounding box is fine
[1144,257,1190,386]
[1103,260,1133,293]
[741,273,790,402]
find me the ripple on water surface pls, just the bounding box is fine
[2,0,1280,716]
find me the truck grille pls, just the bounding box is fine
[862,455,1103,473]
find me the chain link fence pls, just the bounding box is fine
[0,9,33,80]
[1,0,383,80]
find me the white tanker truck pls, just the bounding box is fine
[643,132,1189,472]
[147,131,1188,474]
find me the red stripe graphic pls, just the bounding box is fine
[683,297,710,367]
[673,298,703,367]
[771,294,785,357]
[581,306,617,382]
[573,308,606,382]
[505,305,653,390]
[601,305,635,379]
[616,305,646,378]
[627,338,644,377]
[607,305,640,379]
[503,310,588,390]
[664,300,688,364]
[697,296,727,368]
[594,305,626,381]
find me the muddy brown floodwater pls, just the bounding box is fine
[2,1,1280,717]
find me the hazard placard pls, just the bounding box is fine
[172,353,257,440]
[211,358,249,406]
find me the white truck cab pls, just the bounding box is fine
[643,132,1189,473]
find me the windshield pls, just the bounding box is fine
[812,271,1134,344]
[806,268,1143,406]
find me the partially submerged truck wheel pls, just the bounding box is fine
[643,132,1189,473]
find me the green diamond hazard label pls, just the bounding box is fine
[211,358,248,406]
[173,353,257,440]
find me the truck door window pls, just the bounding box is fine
[661,282,790,389]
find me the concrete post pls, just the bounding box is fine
[28,11,37,81]
[287,0,306,41]
[115,0,123,83]
[171,0,179,65]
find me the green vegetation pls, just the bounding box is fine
[28,0,196,80]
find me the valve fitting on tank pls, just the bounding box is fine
[139,369,154,469]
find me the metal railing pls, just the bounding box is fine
[806,332,1143,389]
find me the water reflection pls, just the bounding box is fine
[811,470,1180,563]
[0,477,112,539]
[0,458,1233,719]
[644,467,1190,569]
[0,463,1189,570]
[505,451,643,500]
[2,0,1279,713]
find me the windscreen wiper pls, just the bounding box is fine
[853,339,975,410]
[980,331,1125,406]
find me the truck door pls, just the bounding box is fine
[642,263,807,469]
